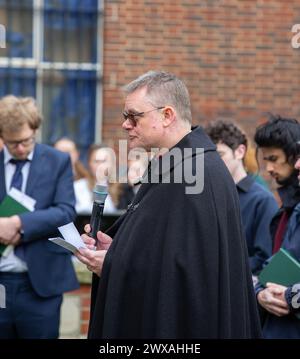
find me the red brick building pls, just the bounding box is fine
[102,0,300,147]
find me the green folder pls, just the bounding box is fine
[258,248,300,286]
[0,194,30,256]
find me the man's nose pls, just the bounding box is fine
[266,161,274,173]
[16,143,25,149]
[122,119,133,130]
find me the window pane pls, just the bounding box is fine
[42,69,96,156]
[44,0,98,63]
[0,0,33,58]
[0,67,36,97]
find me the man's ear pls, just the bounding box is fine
[234,144,246,160]
[162,106,176,127]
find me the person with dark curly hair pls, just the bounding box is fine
[254,115,300,338]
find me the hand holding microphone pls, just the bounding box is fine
[89,184,108,240]
[78,226,113,276]
[76,184,110,276]
[83,223,112,250]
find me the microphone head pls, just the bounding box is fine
[93,184,108,204]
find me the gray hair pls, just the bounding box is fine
[123,71,192,124]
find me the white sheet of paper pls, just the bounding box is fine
[48,222,86,254]
[48,237,79,254]
[58,222,86,249]
[9,187,36,211]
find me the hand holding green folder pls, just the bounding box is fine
[0,188,35,256]
[258,248,300,287]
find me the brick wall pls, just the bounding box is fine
[102,0,300,145]
[76,284,91,336]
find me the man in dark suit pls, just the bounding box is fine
[0,95,79,338]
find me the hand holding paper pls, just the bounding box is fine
[76,246,108,277]
[49,222,113,277]
[76,227,113,277]
[48,222,87,254]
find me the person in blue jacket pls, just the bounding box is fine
[0,95,79,338]
[254,115,300,338]
[205,120,278,276]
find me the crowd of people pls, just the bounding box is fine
[54,141,136,215]
[0,71,300,339]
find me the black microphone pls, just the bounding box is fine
[89,184,108,240]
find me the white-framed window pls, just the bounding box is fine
[0,0,103,158]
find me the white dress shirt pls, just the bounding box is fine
[74,178,118,215]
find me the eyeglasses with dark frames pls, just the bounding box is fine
[122,107,165,127]
[4,134,36,149]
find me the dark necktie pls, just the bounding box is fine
[8,159,28,261]
[9,159,28,191]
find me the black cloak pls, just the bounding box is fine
[88,127,262,339]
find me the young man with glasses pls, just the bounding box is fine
[0,95,79,338]
[76,71,261,339]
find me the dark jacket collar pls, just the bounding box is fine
[174,126,216,153]
[236,174,255,193]
[150,126,216,177]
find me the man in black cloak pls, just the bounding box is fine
[76,70,262,339]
